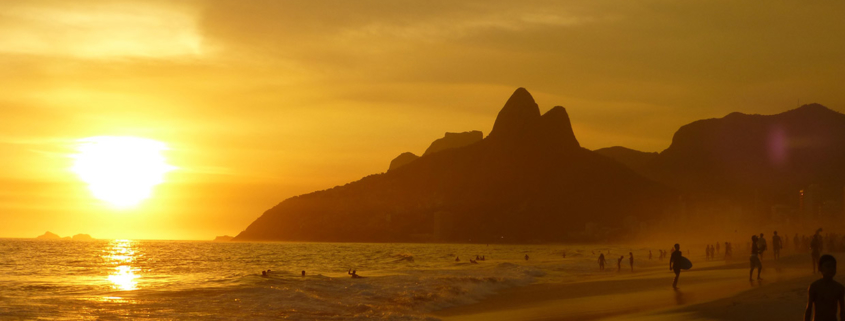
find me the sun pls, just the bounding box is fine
[71,136,176,208]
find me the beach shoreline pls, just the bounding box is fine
[432,252,829,321]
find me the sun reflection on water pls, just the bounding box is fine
[104,239,139,291]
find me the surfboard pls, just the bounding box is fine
[677,256,693,270]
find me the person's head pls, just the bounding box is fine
[752,235,758,242]
[760,233,764,237]
[629,252,632,255]
[819,255,837,278]
[774,231,778,235]
[674,244,680,250]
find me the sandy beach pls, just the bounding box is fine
[434,251,831,321]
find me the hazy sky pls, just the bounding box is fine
[1,0,843,239]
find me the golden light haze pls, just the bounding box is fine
[1,0,844,239]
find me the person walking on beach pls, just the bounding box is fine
[804,255,845,321]
[772,231,782,260]
[750,235,762,281]
[758,233,767,259]
[599,253,606,271]
[617,256,624,272]
[629,252,634,272]
[669,244,682,289]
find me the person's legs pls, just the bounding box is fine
[673,271,680,288]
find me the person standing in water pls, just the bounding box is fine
[599,253,606,271]
[804,255,845,321]
[629,252,634,272]
[617,256,624,272]
[750,235,762,281]
[669,244,682,289]
[772,231,783,260]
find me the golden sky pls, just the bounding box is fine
[1,0,844,240]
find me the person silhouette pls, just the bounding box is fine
[758,233,767,259]
[525,254,529,261]
[455,256,460,262]
[301,270,305,277]
[617,256,624,272]
[772,231,782,260]
[669,244,682,289]
[804,255,845,321]
[750,235,762,281]
[629,252,634,272]
[812,229,823,273]
[599,253,606,271]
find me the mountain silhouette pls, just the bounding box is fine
[594,147,658,174]
[388,152,420,171]
[388,131,483,171]
[234,88,673,243]
[604,104,845,203]
[423,131,483,156]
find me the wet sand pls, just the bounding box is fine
[433,251,835,321]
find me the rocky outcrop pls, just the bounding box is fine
[36,231,61,240]
[214,235,234,242]
[487,87,541,143]
[388,152,420,171]
[539,106,580,150]
[423,131,483,156]
[72,234,94,241]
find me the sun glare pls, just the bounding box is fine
[72,136,176,208]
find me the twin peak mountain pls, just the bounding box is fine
[235,88,845,243]
[234,88,671,243]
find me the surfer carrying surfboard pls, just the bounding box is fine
[669,243,684,289]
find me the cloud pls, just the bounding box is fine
[0,0,202,58]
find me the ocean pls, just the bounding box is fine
[0,239,658,320]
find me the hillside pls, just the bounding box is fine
[233,88,674,243]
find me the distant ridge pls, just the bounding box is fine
[388,131,483,172]
[594,147,658,174]
[603,104,845,203]
[234,88,672,243]
[388,152,419,171]
[423,131,483,156]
